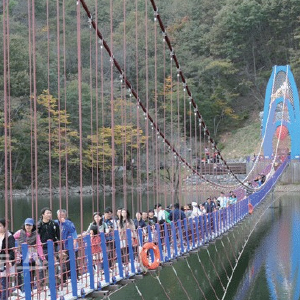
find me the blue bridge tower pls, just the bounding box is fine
[262,65,300,159]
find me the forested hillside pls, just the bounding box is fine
[0,0,299,189]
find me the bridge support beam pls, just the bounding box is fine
[262,65,300,159]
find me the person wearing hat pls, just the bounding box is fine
[191,202,201,218]
[14,218,45,294]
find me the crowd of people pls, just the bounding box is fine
[0,189,241,299]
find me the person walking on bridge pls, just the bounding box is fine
[55,209,78,283]
[14,218,46,294]
[217,192,228,209]
[37,208,60,257]
[37,207,60,286]
[168,203,186,223]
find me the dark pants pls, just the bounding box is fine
[0,277,8,300]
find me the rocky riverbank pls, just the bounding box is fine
[2,182,299,199]
[1,183,155,198]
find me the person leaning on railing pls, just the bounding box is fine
[13,218,46,294]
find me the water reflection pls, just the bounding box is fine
[230,193,300,300]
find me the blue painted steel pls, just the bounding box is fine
[189,218,195,249]
[212,213,216,238]
[177,220,184,254]
[137,228,143,246]
[47,240,57,300]
[21,243,31,300]
[100,232,110,284]
[83,235,94,290]
[262,65,300,158]
[171,222,178,257]
[147,225,155,262]
[155,223,164,262]
[215,211,219,237]
[147,225,152,242]
[207,213,212,240]
[125,229,135,275]
[67,236,79,296]
[195,217,200,247]
[184,219,190,251]
[199,215,205,245]
[114,229,124,278]
[203,214,208,243]
[163,222,171,261]
[222,209,226,232]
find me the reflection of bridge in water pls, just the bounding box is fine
[1,0,300,299]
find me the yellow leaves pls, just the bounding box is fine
[35,90,80,163]
[86,125,147,169]
[113,97,134,112]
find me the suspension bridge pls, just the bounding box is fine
[1,0,299,299]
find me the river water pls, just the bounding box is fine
[1,191,299,299]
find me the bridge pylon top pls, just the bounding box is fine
[262,65,300,159]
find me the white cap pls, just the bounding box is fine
[192,202,198,207]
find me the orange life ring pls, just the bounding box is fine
[140,242,160,270]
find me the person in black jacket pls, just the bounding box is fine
[37,208,60,286]
[37,207,60,261]
[0,218,15,300]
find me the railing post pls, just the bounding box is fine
[207,213,212,240]
[47,240,56,300]
[195,216,200,247]
[147,225,155,262]
[21,243,31,300]
[222,209,226,232]
[203,214,208,243]
[155,223,164,262]
[83,235,94,290]
[212,212,216,239]
[177,220,184,254]
[199,215,205,245]
[137,228,143,246]
[184,219,190,251]
[189,218,195,249]
[163,222,171,261]
[171,221,178,257]
[114,229,124,279]
[68,236,79,295]
[125,229,135,276]
[216,210,219,236]
[100,232,110,284]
